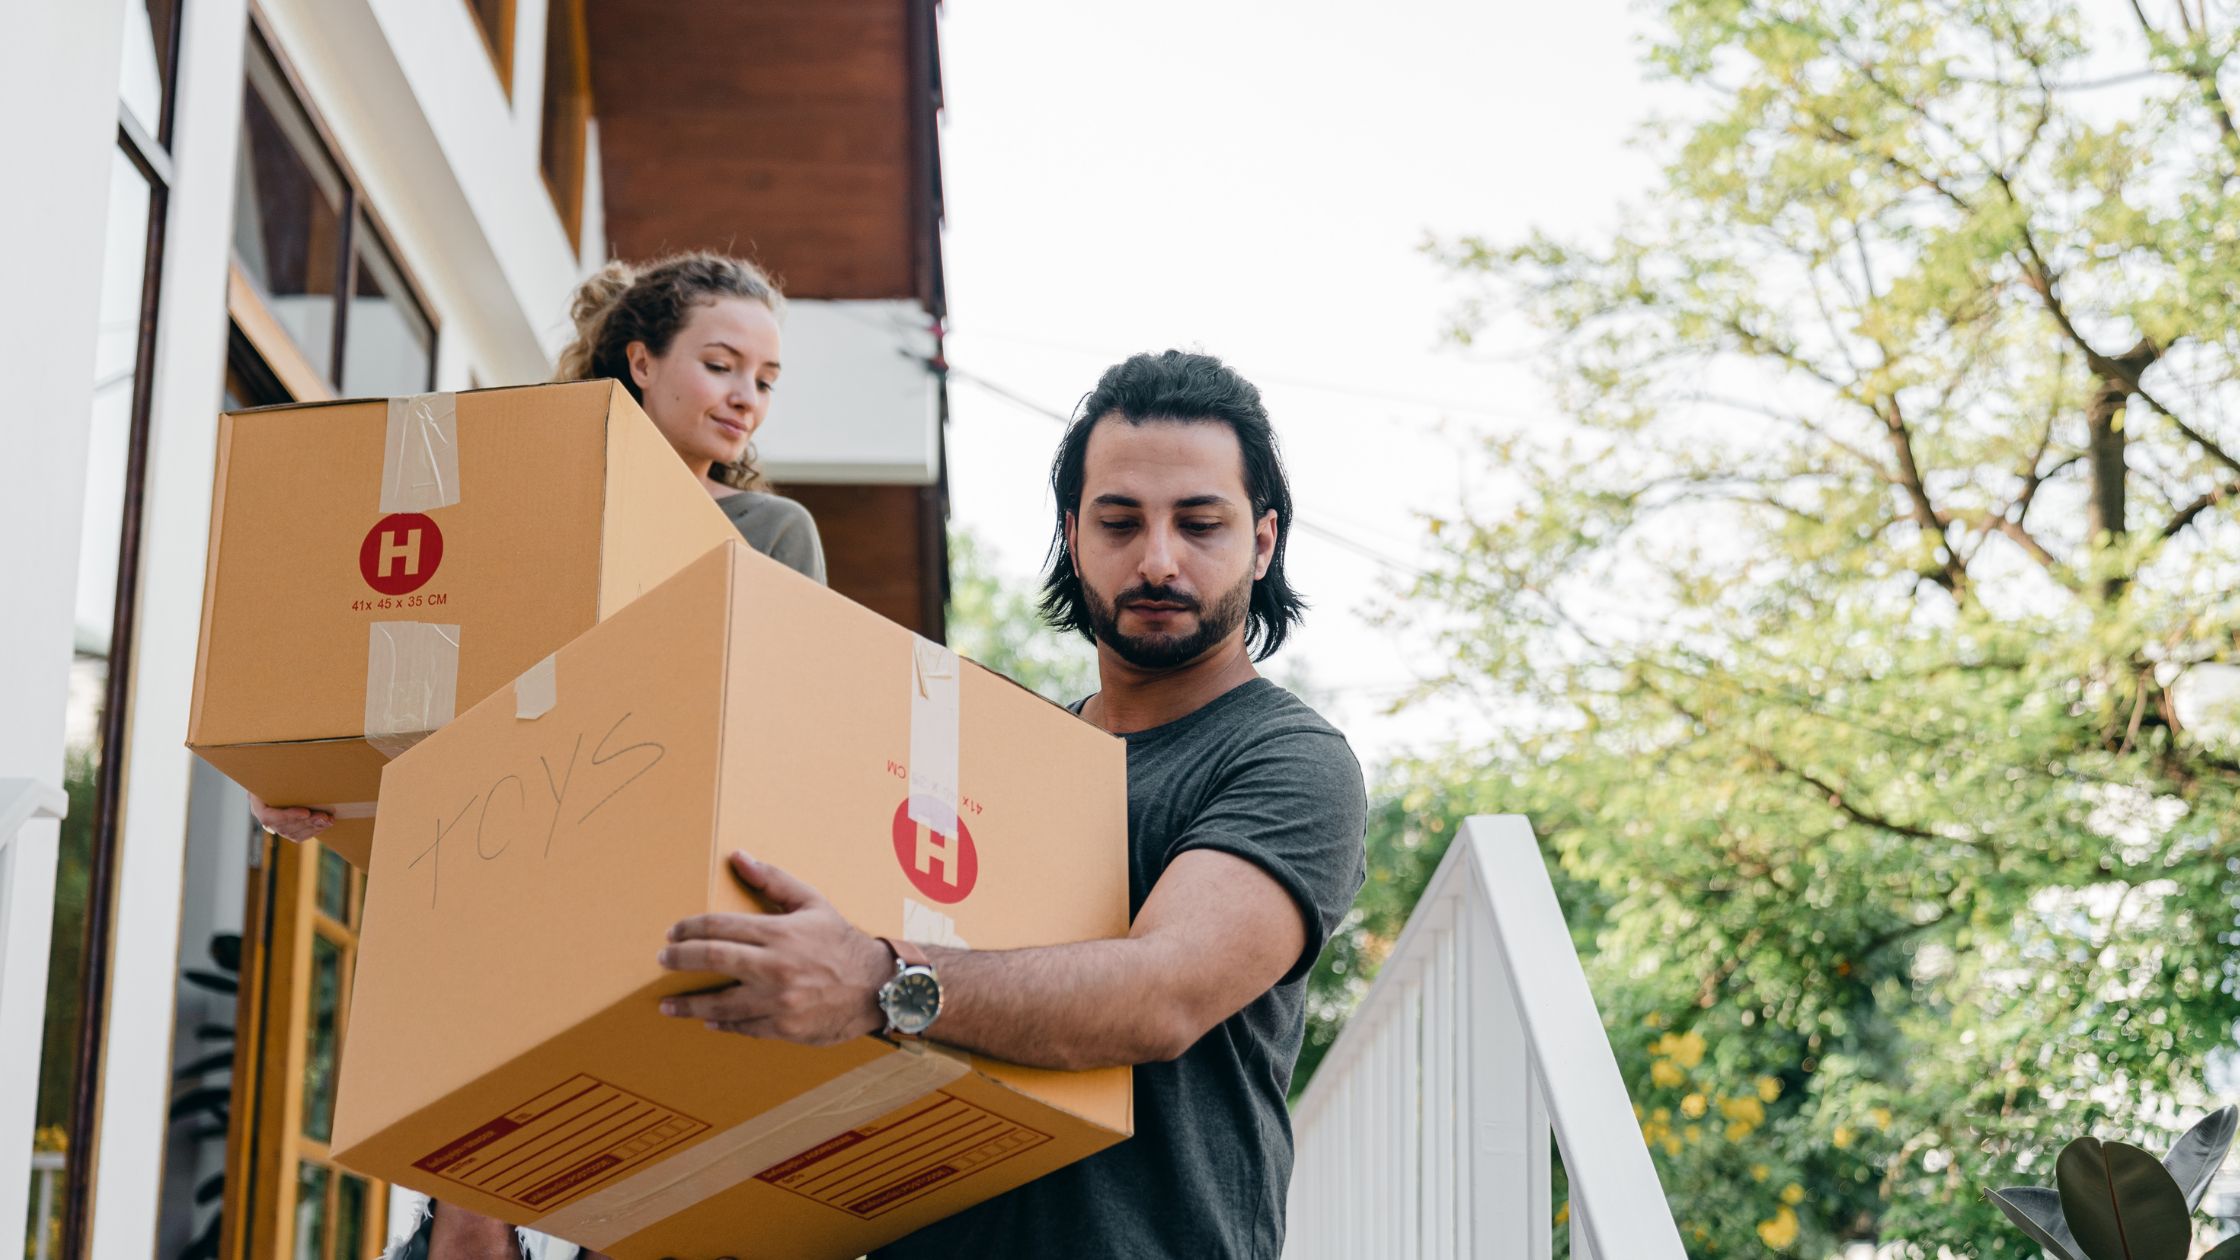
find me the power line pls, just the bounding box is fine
[951,326,1535,426]
[943,366,1438,582]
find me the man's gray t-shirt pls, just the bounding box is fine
[718,489,826,584]
[875,678,1367,1260]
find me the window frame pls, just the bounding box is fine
[463,0,516,98]
[50,22,183,1259]
[539,0,592,251]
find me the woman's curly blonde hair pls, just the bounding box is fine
[555,251,786,491]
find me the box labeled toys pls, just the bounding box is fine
[188,381,739,866]
[330,541,1132,1258]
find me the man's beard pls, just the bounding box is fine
[1082,569,1254,670]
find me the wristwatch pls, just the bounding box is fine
[876,937,943,1037]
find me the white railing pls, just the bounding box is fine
[0,778,67,858]
[1289,815,1685,1259]
[0,777,68,1259]
[29,1150,63,1260]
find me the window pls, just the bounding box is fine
[234,37,346,382]
[230,30,435,395]
[539,0,592,250]
[341,226,434,395]
[118,0,181,144]
[464,0,514,96]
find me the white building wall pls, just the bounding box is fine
[759,301,945,486]
[0,0,131,1250]
[59,0,587,1253]
[84,0,251,1250]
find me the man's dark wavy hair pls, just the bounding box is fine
[1039,350,1307,661]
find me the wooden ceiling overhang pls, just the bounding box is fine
[586,0,945,312]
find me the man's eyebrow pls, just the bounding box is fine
[1088,493,1239,510]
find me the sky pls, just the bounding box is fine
[934,0,1672,772]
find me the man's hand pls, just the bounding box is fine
[248,793,332,842]
[656,852,892,1045]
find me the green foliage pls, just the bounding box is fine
[945,527,1100,707]
[37,740,99,1137]
[1308,0,2240,1253]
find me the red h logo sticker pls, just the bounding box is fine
[359,513,444,595]
[891,797,977,904]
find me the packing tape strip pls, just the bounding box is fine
[527,1046,971,1250]
[515,653,558,720]
[381,393,461,514]
[907,638,961,837]
[364,621,461,760]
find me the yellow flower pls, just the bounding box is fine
[1832,1125,1855,1149]
[1721,1096,1767,1126]
[1662,1134,1684,1157]
[1642,1118,1670,1144]
[1756,1206,1799,1249]
[1645,1012,1666,1028]
[1726,1119,1757,1142]
[1555,1201,1570,1226]
[1750,1163,1770,1182]
[1756,1076,1782,1103]
[1651,1059,1686,1088]
[1780,1183,1805,1206]
[1681,1093,1709,1118]
[1869,1106,1893,1130]
[1684,1124,1703,1145]
[1653,1030,1707,1068]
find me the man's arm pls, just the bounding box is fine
[656,848,1306,1070]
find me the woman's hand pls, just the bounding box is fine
[248,793,332,843]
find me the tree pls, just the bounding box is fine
[1327,0,2240,1253]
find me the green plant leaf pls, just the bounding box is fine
[1987,1186,2086,1260]
[2056,1138,2191,1260]
[2164,1105,2237,1211]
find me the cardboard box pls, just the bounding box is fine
[188,381,739,867]
[331,541,1132,1259]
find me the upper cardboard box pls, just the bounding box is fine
[188,381,739,866]
[333,540,1132,1258]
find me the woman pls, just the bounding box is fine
[557,251,826,582]
[256,250,823,844]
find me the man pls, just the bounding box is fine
[658,349,1368,1258]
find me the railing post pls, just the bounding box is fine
[1424,917,1457,1260]
[1467,815,1687,1259]
[0,779,68,1260]
[1466,877,1553,1260]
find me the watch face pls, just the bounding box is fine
[884,966,942,1034]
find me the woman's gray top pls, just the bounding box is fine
[719,490,826,585]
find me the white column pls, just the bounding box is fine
[85,0,252,1253]
[0,0,131,1249]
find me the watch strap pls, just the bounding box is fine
[882,937,930,970]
